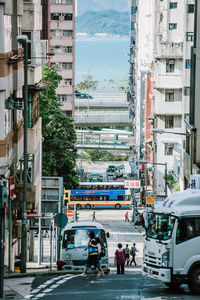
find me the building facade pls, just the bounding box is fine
[0,0,46,270]
[49,0,75,117]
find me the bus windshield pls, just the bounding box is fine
[146,213,176,241]
[62,229,106,249]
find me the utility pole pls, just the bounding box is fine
[17,35,28,273]
[0,182,7,298]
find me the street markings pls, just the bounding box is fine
[24,274,83,299]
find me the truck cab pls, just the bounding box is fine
[142,189,200,294]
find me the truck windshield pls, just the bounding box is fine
[146,213,176,241]
[62,229,106,249]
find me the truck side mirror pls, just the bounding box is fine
[106,232,110,238]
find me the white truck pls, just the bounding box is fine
[61,221,109,273]
[142,188,200,294]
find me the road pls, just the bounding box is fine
[25,210,199,300]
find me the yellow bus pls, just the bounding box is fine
[63,182,132,210]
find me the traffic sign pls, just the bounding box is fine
[124,180,141,188]
[54,213,68,228]
[146,196,156,205]
[10,176,15,198]
[67,210,73,217]
[51,217,56,227]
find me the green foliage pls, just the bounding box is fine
[76,74,99,91]
[165,174,180,192]
[80,149,129,162]
[76,10,130,36]
[40,65,78,188]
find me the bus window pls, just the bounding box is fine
[118,195,124,201]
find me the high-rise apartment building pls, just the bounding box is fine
[132,0,195,195]
[49,0,75,117]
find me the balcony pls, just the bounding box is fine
[155,42,183,59]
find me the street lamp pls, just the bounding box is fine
[152,128,193,175]
[17,35,28,273]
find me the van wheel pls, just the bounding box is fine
[85,204,91,209]
[188,268,200,294]
[76,204,82,210]
[164,282,181,289]
[115,204,121,209]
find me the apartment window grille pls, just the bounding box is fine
[184,87,190,96]
[62,30,73,37]
[165,143,174,156]
[169,2,177,9]
[55,0,62,3]
[51,13,61,21]
[166,59,175,73]
[165,90,174,102]
[62,63,72,69]
[50,30,57,37]
[169,23,177,30]
[187,4,194,13]
[185,59,191,69]
[63,13,73,21]
[65,79,72,85]
[62,46,72,53]
[186,32,194,42]
[51,63,62,70]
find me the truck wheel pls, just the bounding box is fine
[115,204,121,209]
[85,204,91,209]
[164,282,181,289]
[188,268,200,294]
[76,204,82,210]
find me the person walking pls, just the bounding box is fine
[130,243,137,266]
[124,244,130,265]
[83,231,104,276]
[115,243,126,274]
[92,210,96,221]
[95,237,105,276]
[125,211,129,222]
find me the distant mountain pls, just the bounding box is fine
[76,10,130,36]
[77,0,130,16]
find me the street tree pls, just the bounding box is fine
[40,65,78,188]
[76,74,99,91]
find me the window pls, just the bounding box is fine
[169,23,177,30]
[63,13,73,21]
[58,95,72,102]
[176,218,200,244]
[51,63,62,70]
[165,143,174,155]
[165,90,174,102]
[50,30,56,38]
[166,59,175,72]
[65,78,72,86]
[186,32,194,42]
[55,0,62,3]
[62,0,73,3]
[169,2,177,9]
[165,116,174,128]
[62,62,72,69]
[51,13,61,21]
[184,87,190,96]
[62,46,72,53]
[62,30,73,37]
[187,4,194,13]
[185,59,191,69]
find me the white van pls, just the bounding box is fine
[61,221,109,273]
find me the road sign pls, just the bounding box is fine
[10,176,15,198]
[67,210,73,217]
[51,217,57,227]
[146,196,156,205]
[54,213,68,227]
[124,180,141,188]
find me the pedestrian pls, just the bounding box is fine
[92,210,96,221]
[83,231,104,276]
[124,244,130,265]
[125,211,129,222]
[95,237,105,276]
[130,243,137,266]
[115,243,126,274]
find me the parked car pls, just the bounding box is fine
[75,93,93,99]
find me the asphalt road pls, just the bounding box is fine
[27,210,200,300]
